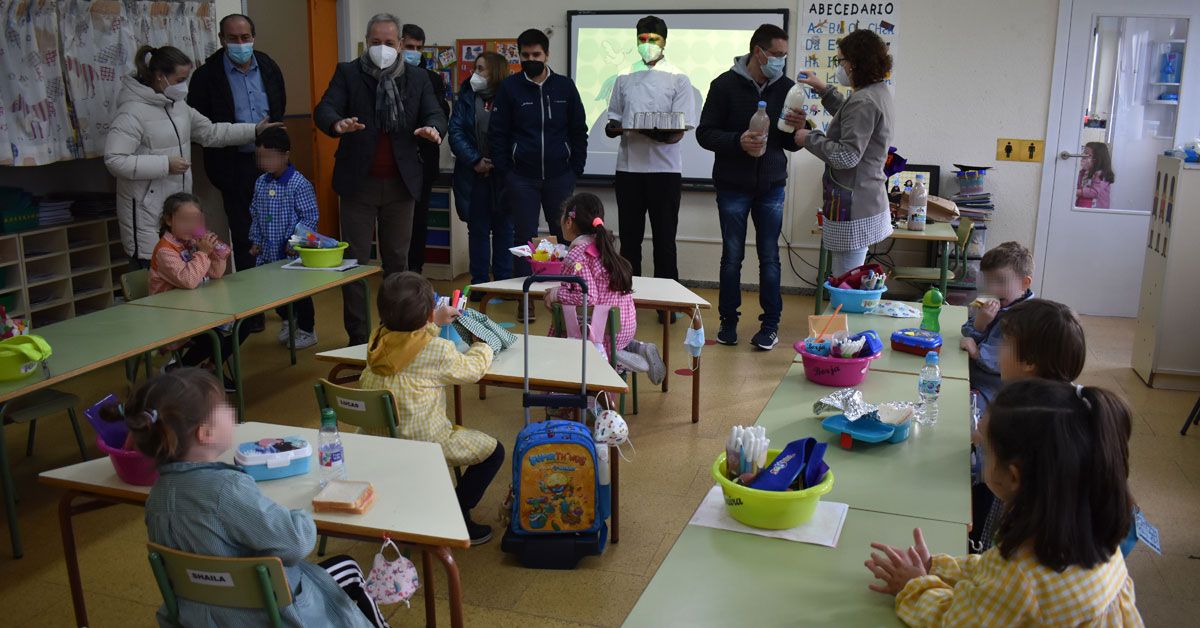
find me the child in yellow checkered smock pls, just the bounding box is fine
[866,379,1143,627]
[358,272,506,545]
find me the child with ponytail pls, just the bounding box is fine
[106,369,386,627]
[544,193,666,383]
[865,379,1143,626]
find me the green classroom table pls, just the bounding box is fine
[624,512,968,627]
[755,364,972,526]
[0,305,232,559]
[126,261,381,420]
[800,304,971,381]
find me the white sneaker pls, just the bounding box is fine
[277,322,291,345]
[289,329,318,350]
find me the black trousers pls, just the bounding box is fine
[319,554,390,627]
[408,156,440,274]
[215,152,260,274]
[181,324,252,369]
[456,441,505,516]
[614,171,682,280]
[274,297,315,333]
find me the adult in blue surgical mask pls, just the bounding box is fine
[400,23,452,275]
[187,13,287,332]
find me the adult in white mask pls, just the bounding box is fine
[314,13,448,345]
[795,29,896,277]
[188,14,288,321]
[604,15,698,309]
[105,44,276,268]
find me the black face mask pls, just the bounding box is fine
[521,60,545,79]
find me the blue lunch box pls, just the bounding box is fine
[235,436,313,481]
[890,328,943,356]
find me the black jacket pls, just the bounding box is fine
[314,61,449,197]
[188,49,286,185]
[489,70,587,180]
[696,55,800,193]
[419,67,451,181]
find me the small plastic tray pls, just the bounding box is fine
[821,414,912,449]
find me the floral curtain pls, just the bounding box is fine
[0,0,76,165]
[0,0,218,166]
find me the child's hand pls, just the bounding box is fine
[543,286,559,310]
[865,531,930,595]
[432,305,460,327]
[973,300,1000,331]
[194,233,216,254]
[959,337,979,359]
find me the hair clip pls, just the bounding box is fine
[147,409,159,425]
[1073,383,1092,409]
[592,217,604,228]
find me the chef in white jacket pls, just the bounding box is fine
[105,44,279,267]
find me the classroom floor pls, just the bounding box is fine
[0,279,1197,627]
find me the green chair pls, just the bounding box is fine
[312,378,403,556]
[121,269,188,382]
[1,389,87,461]
[894,218,975,288]
[550,305,639,415]
[147,542,292,628]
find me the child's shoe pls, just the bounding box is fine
[277,321,291,345]
[630,340,666,385]
[616,349,649,374]
[290,329,318,350]
[466,519,493,546]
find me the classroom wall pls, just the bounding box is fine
[345,0,1060,289]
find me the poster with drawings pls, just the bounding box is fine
[798,2,899,131]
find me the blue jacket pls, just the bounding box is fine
[962,289,1034,407]
[449,79,490,220]
[488,70,587,180]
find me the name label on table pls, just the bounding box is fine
[337,397,366,412]
[187,569,235,587]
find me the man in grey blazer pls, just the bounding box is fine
[315,13,448,345]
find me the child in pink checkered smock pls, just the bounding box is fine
[544,193,666,385]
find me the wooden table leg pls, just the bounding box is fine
[660,309,670,393]
[610,446,619,543]
[939,241,950,295]
[0,409,21,558]
[478,291,490,315]
[60,492,88,627]
[691,355,700,423]
[431,546,465,628]
[227,322,244,422]
[453,385,463,426]
[422,548,437,627]
[478,383,487,400]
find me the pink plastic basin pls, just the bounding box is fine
[797,348,880,387]
[95,435,158,486]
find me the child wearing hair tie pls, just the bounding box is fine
[104,369,387,627]
[544,193,666,384]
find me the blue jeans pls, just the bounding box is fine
[716,185,785,331]
[505,171,574,277]
[467,175,513,285]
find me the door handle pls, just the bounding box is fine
[1059,151,1086,160]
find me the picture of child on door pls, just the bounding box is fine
[1075,141,1114,209]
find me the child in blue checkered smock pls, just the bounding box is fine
[118,368,388,627]
[250,127,320,350]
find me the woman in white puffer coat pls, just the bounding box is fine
[105,45,278,266]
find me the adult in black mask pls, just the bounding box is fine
[489,29,587,320]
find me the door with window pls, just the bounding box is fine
[1041,0,1198,316]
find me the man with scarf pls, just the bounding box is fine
[604,15,698,296]
[315,13,448,346]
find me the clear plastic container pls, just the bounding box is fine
[317,408,347,487]
[748,101,770,158]
[917,352,941,426]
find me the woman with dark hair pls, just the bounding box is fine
[105,45,279,268]
[795,30,896,275]
[450,51,513,287]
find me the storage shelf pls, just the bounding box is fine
[0,260,20,269]
[1147,100,1179,106]
[68,242,107,253]
[71,266,107,277]
[1151,82,1182,86]
[27,274,69,288]
[24,251,67,262]
[0,285,21,296]
[0,216,121,324]
[72,286,112,301]
[30,296,72,313]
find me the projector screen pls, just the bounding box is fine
[568,9,789,182]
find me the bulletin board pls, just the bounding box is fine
[798,2,900,132]
[455,39,522,80]
[420,46,458,102]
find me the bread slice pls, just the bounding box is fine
[312,480,376,514]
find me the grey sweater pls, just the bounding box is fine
[805,81,895,222]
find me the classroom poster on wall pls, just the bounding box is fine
[798,2,900,131]
[456,39,522,80]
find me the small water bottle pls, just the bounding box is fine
[317,408,347,486]
[918,352,941,426]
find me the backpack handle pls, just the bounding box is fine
[522,275,589,425]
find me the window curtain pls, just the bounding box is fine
[0,0,218,166]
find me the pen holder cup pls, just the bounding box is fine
[797,348,880,387]
[824,282,888,313]
[296,242,349,268]
[96,435,159,486]
[712,450,834,529]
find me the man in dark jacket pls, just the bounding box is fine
[313,13,448,345]
[489,28,587,281]
[400,23,451,275]
[697,24,806,352]
[188,13,285,328]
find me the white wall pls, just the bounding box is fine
[346,0,1060,288]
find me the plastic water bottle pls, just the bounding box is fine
[748,101,770,158]
[918,352,941,426]
[906,174,928,231]
[318,408,347,487]
[777,82,806,132]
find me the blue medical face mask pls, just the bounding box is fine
[403,50,423,66]
[760,50,786,81]
[226,42,253,65]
